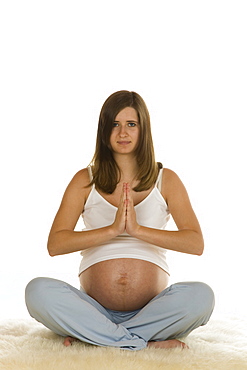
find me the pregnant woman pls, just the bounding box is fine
[25,90,214,350]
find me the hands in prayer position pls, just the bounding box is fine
[113,183,140,237]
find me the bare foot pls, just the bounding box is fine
[63,336,79,347]
[147,339,188,349]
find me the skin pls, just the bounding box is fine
[47,107,203,349]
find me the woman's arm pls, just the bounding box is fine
[126,169,204,256]
[47,169,125,256]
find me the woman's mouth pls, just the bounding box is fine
[117,141,131,145]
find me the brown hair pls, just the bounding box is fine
[90,90,162,193]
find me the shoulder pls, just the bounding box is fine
[161,168,187,200]
[62,168,91,203]
[162,168,182,186]
[69,168,91,188]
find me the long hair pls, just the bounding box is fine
[90,90,162,193]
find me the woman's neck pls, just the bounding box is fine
[114,154,139,183]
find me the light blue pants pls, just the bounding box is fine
[25,278,214,351]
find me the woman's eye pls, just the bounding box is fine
[112,122,137,128]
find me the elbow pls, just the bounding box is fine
[48,249,56,257]
[183,230,204,256]
[196,246,204,256]
[47,236,58,257]
[195,236,204,256]
[47,244,56,257]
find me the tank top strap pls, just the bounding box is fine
[87,166,94,186]
[155,168,163,192]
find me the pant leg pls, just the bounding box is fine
[25,277,146,350]
[122,282,215,342]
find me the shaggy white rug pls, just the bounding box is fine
[0,315,247,370]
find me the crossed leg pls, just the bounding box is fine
[25,278,214,351]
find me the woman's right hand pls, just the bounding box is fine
[112,183,127,235]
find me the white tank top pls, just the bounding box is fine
[79,167,170,275]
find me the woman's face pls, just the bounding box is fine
[109,107,140,157]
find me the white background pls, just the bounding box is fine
[1,1,246,319]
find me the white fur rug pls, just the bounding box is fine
[0,315,247,370]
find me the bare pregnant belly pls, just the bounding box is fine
[79,259,169,311]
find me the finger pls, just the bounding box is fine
[125,183,131,201]
[124,182,128,200]
[118,183,126,208]
[126,184,134,208]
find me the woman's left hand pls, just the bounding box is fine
[124,183,141,236]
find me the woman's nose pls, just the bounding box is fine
[119,125,127,136]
